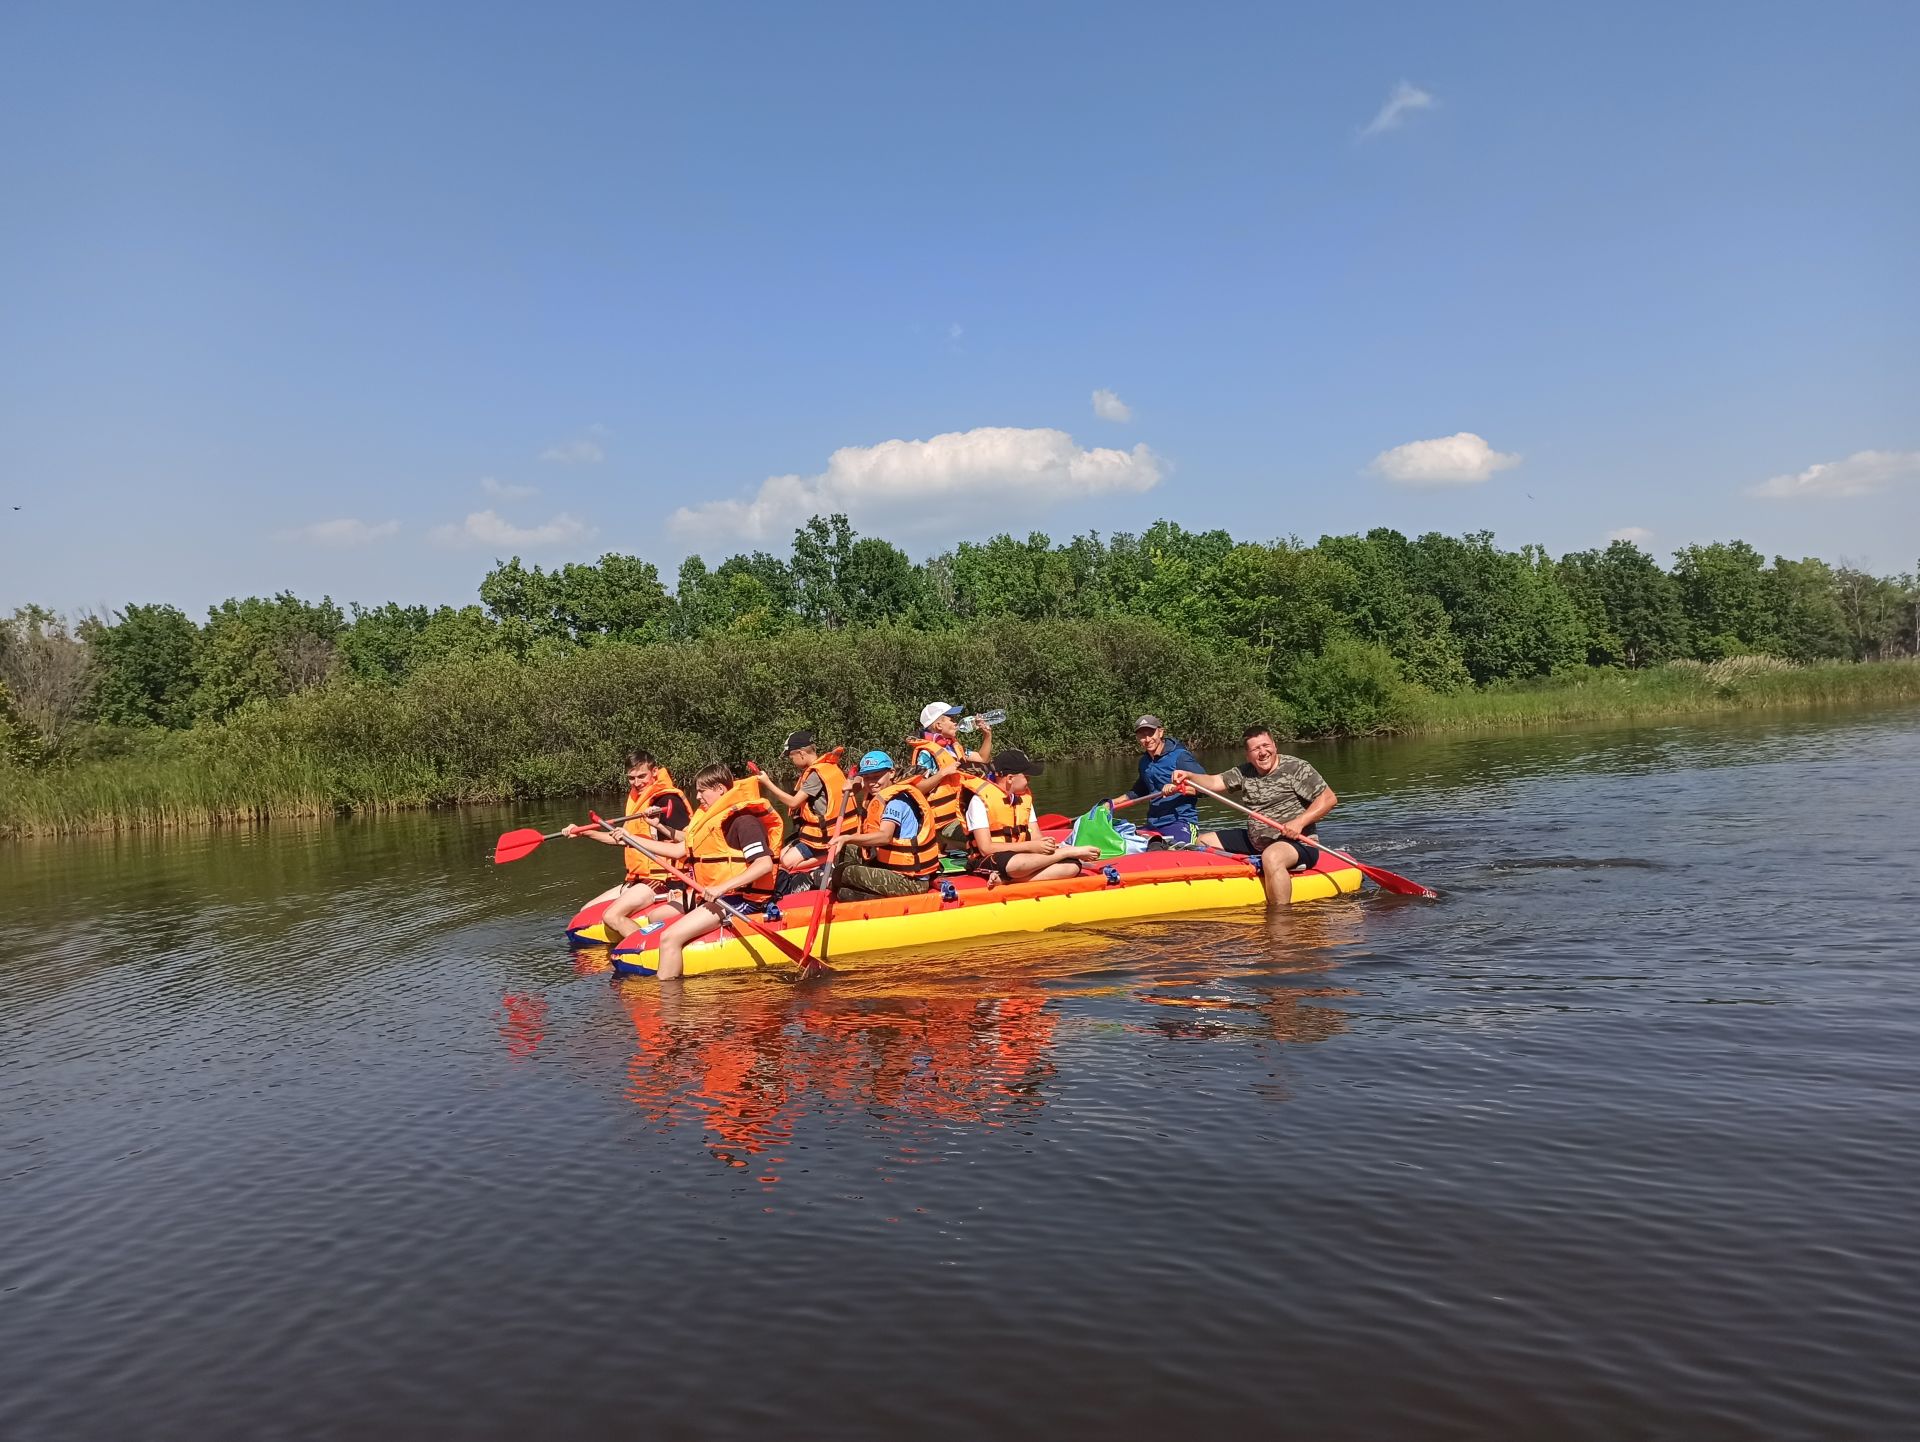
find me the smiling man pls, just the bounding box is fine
[1171,725,1338,905]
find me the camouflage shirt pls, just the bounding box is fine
[1219,755,1329,846]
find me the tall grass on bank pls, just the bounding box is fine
[6,630,1918,838]
[1409,656,1920,732]
[0,620,1274,836]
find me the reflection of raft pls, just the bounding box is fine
[579,850,1361,978]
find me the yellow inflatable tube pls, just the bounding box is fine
[605,863,1361,978]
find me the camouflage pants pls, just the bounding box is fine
[831,864,931,901]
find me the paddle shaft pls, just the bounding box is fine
[492,809,650,863]
[797,791,859,976]
[588,812,814,968]
[1180,785,1436,899]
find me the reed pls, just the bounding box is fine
[1408,657,1920,732]
[6,637,1917,838]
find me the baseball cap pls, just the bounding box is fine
[1134,714,1165,732]
[857,749,895,775]
[918,701,965,729]
[993,747,1043,775]
[782,729,816,753]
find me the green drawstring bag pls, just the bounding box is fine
[1068,802,1130,859]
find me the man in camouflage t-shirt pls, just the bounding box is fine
[1168,725,1340,905]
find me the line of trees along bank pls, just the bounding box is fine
[3,516,1917,781]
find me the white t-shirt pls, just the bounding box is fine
[965,795,991,834]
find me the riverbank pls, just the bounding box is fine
[3,652,1916,837]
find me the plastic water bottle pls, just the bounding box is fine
[956,707,1006,735]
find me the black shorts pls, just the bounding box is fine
[785,840,820,861]
[1215,828,1321,872]
[979,852,1020,881]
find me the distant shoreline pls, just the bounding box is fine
[6,657,1915,839]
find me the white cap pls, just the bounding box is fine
[919,701,964,729]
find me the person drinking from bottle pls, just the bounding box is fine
[751,729,850,869]
[1112,715,1205,844]
[828,750,956,901]
[606,762,784,979]
[910,701,993,836]
[966,749,1101,886]
[566,751,692,941]
[1169,724,1339,905]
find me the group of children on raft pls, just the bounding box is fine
[567,702,1339,978]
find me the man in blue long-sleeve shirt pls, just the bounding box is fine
[1111,714,1204,843]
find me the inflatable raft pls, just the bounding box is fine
[577,849,1362,978]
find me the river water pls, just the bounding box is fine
[3,706,1917,1440]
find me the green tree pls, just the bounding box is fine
[193,593,346,721]
[478,554,670,645]
[1557,541,1687,668]
[1765,556,1847,662]
[1671,541,1773,658]
[86,603,201,727]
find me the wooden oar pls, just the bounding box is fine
[587,811,816,969]
[1179,784,1437,898]
[492,810,646,864]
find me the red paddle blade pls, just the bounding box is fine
[492,828,547,864]
[1353,861,1438,899]
[1037,812,1072,830]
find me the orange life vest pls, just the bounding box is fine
[966,779,1034,856]
[685,778,785,901]
[791,756,850,851]
[863,781,942,878]
[907,734,967,829]
[623,769,690,882]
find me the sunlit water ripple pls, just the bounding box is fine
[3,705,1918,1439]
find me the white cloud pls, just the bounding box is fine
[1092,388,1133,423]
[1607,526,1654,544]
[1360,81,1435,139]
[480,476,539,500]
[1748,449,1920,500]
[948,321,964,342]
[670,425,1164,542]
[277,518,400,546]
[428,510,592,550]
[1368,431,1520,486]
[539,425,609,464]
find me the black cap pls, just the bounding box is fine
[783,730,817,753]
[993,747,1043,775]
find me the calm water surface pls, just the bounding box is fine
[4,707,1918,1439]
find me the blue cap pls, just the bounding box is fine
[857,749,895,775]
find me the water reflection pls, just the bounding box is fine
[610,979,1060,1181]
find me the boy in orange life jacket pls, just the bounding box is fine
[966,749,1101,886]
[750,730,851,869]
[827,750,959,901]
[909,701,991,835]
[607,762,783,980]
[565,751,692,941]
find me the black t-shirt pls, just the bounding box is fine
[650,794,692,832]
[723,812,770,860]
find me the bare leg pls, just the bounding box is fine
[1258,840,1301,907]
[1000,852,1087,884]
[654,904,727,981]
[603,882,666,941]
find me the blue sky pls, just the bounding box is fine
[2,0,1915,615]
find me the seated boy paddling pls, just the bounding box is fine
[1169,724,1339,906]
[827,750,957,901]
[751,729,851,869]
[566,751,691,938]
[965,748,1100,885]
[597,763,785,979]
